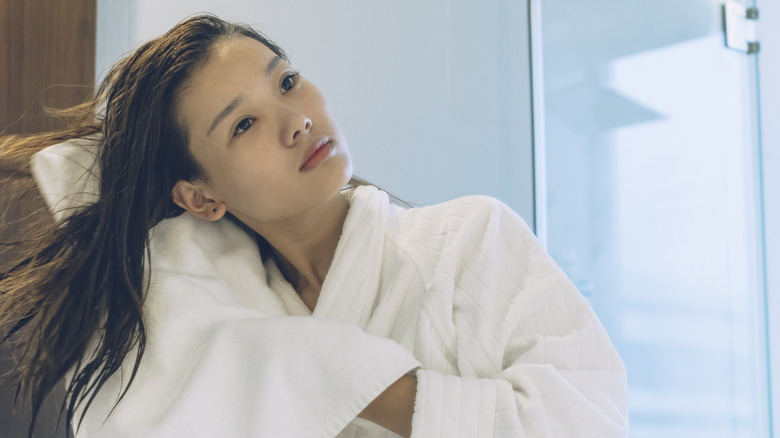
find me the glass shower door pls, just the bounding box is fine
[536,0,770,436]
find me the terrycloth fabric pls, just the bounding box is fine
[29,136,100,223]
[30,141,421,438]
[274,186,629,438]
[31,138,628,437]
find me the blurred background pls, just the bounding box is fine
[1,0,777,436]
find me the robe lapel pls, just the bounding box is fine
[312,186,388,328]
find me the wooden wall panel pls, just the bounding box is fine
[1,1,96,436]
[0,0,96,135]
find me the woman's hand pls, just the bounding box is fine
[358,373,417,437]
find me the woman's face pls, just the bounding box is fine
[177,36,352,227]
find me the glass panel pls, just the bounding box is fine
[539,1,769,437]
[754,0,780,429]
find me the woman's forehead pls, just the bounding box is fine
[202,36,279,77]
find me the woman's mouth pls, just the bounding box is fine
[299,138,332,171]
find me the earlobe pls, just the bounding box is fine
[171,180,225,221]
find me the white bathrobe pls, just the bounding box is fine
[31,140,628,437]
[282,186,628,437]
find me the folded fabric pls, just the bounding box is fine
[285,186,628,437]
[32,137,629,437]
[31,139,420,437]
[31,136,100,223]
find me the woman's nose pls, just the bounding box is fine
[283,111,312,146]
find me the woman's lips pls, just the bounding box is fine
[299,138,332,171]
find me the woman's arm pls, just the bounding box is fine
[390,196,628,437]
[359,373,417,437]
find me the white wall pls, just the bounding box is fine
[96,0,536,224]
[95,1,134,85]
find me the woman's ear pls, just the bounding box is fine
[171,180,226,221]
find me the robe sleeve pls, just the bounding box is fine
[404,197,628,437]
[74,304,421,438]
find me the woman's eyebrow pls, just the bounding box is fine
[208,95,245,136]
[265,55,282,76]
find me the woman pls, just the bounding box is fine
[1,14,627,437]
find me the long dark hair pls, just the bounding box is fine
[0,14,289,436]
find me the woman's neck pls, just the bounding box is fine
[254,192,350,310]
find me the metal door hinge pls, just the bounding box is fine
[723,1,759,54]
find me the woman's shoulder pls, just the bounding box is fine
[393,194,532,236]
[385,194,537,258]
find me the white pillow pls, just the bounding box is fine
[30,136,100,223]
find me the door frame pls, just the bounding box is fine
[756,0,779,433]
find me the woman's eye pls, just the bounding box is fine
[233,118,254,136]
[281,71,300,93]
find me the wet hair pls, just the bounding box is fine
[0,14,290,436]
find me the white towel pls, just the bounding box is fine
[31,139,420,437]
